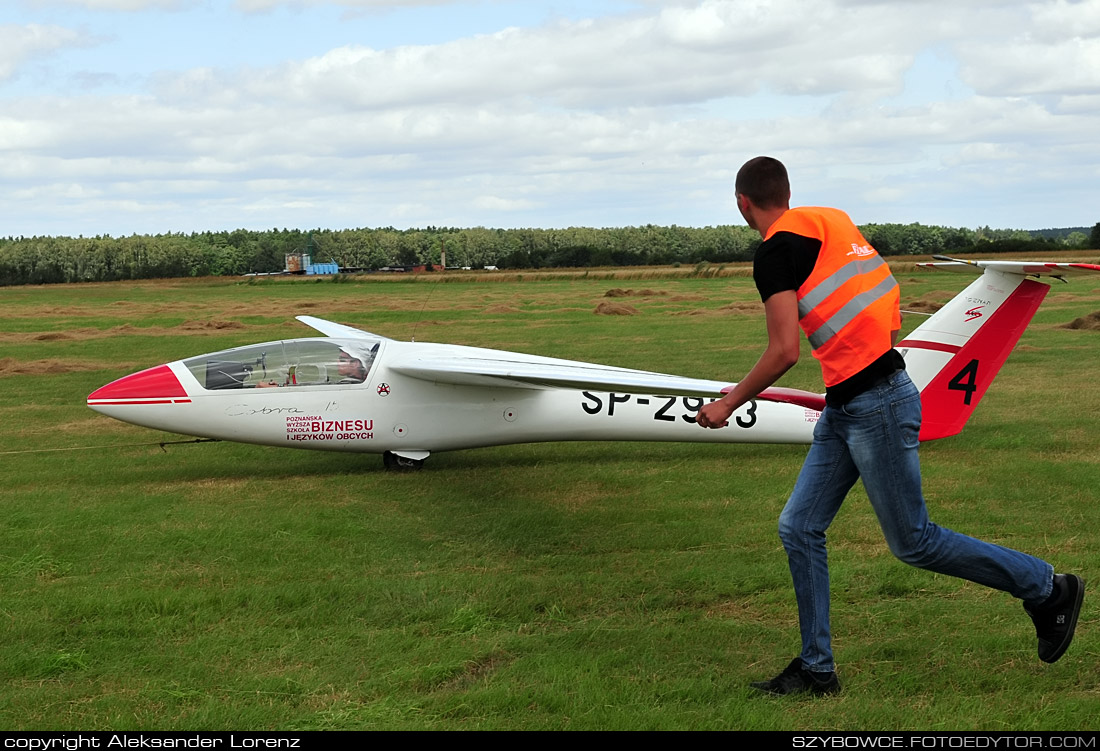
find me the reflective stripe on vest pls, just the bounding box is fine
[765,207,900,386]
[802,258,898,349]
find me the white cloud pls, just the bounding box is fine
[473,195,539,211]
[954,0,1100,97]
[272,0,914,108]
[0,24,84,81]
[235,0,458,9]
[1029,0,1100,39]
[33,0,190,9]
[960,37,1100,97]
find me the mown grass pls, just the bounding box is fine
[1,258,1098,730]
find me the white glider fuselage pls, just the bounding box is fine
[88,336,818,458]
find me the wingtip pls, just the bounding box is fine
[295,315,390,340]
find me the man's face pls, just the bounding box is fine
[338,353,362,377]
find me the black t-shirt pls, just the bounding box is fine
[752,231,821,302]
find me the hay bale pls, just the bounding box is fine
[594,302,639,315]
[604,288,666,298]
[904,300,944,314]
[178,320,245,331]
[0,358,87,375]
[1060,311,1100,330]
[718,302,763,314]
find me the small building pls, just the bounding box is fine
[285,252,340,275]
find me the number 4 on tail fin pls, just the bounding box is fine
[897,259,1100,441]
[946,358,980,406]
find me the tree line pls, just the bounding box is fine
[1,222,1098,286]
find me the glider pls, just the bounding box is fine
[86,260,1100,468]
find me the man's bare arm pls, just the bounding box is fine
[696,290,801,429]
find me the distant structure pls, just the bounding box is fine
[284,252,340,275]
[284,235,341,275]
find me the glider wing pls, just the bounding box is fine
[295,315,391,340]
[387,351,826,410]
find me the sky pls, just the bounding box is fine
[2,0,1098,237]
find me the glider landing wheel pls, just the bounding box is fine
[382,451,425,471]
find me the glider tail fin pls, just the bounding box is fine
[899,265,1050,441]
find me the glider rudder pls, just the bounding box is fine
[898,267,1049,441]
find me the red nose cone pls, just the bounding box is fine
[88,364,189,404]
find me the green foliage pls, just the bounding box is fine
[1063,232,1088,248]
[3,221,1085,286]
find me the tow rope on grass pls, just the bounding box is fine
[0,438,221,455]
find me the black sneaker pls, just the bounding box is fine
[1024,574,1085,664]
[750,658,841,696]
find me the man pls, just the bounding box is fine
[697,156,1084,696]
[336,350,368,383]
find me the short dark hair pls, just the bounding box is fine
[735,156,790,209]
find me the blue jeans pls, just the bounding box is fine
[778,370,1054,673]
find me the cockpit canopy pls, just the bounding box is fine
[183,338,380,390]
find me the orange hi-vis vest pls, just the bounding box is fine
[765,207,901,387]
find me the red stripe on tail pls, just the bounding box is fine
[917,279,1048,440]
[895,339,960,355]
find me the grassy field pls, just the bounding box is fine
[1,257,1098,730]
